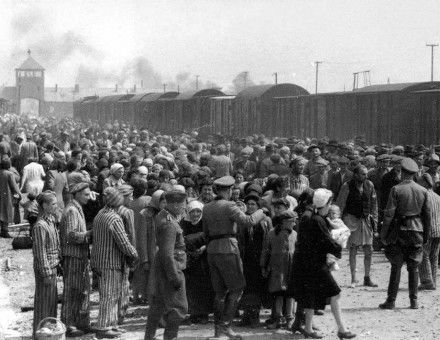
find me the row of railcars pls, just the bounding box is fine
[274,82,440,145]
[74,81,440,144]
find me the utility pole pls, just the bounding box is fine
[314,61,322,94]
[426,43,438,81]
[273,72,278,84]
[177,85,180,93]
[196,75,200,90]
[163,83,167,93]
[243,71,248,88]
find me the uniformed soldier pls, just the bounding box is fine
[144,188,188,340]
[379,158,432,310]
[202,176,266,340]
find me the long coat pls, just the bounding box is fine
[291,210,342,309]
[181,219,214,316]
[238,215,272,309]
[0,169,20,224]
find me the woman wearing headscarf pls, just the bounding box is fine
[292,188,355,339]
[103,163,126,191]
[238,193,272,328]
[180,200,214,324]
[32,191,60,336]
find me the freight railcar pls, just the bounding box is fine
[233,83,309,137]
[145,89,225,134]
[208,96,235,136]
[275,82,440,145]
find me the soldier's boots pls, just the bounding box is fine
[215,323,242,340]
[378,300,395,309]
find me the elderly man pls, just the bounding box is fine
[145,189,188,340]
[304,144,325,177]
[203,176,266,339]
[60,182,92,337]
[380,158,432,310]
[91,187,138,338]
[337,165,378,288]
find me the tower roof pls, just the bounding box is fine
[16,50,45,70]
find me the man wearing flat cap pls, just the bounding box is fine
[380,158,432,310]
[304,145,325,178]
[145,188,188,340]
[202,176,267,339]
[59,182,92,337]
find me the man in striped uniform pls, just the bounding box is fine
[418,173,440,290]
[32,191,60,336]
[91,187,138,339]
[59,182,92,337]
[117,184,135,324]
[145,188,188,340]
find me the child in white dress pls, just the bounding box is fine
[327,205,351,271]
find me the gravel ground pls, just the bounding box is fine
[1,237,440,340]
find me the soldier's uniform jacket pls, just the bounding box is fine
[157,209,186,272]
[150,209,187,295]
[202,198,265,254]
[382,179,432,244]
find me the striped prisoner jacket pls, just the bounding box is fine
[91,206,138,270]
[59,199,89,258]
[32,213,60,277]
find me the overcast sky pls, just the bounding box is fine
[1,0,440,93]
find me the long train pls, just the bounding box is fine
[73,81,440,145]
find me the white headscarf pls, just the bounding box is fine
[185,200,204,225]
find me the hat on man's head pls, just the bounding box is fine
[118,184,134,197]
[103,187,124,207]
[425,154,440,166]
[377,153,391,162]
[214,176,235,188]
[401,157,419,174]
[165,189,187,204]
[272,197,290,208]
[69,182,89,195]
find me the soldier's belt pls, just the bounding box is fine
[208,233,237,242]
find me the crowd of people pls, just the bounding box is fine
[0,112,437,339]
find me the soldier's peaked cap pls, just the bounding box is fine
[401,157,419,174]
[214,176,235,188]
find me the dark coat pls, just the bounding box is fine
[181,219,214,315]
[238,215,272,308]
[291,210,342,309]
[0,169,20,224]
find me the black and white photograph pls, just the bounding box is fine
[1,1,440,339]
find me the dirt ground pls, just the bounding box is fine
[1,237,440,340]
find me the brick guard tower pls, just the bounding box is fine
[15,49,45,115]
